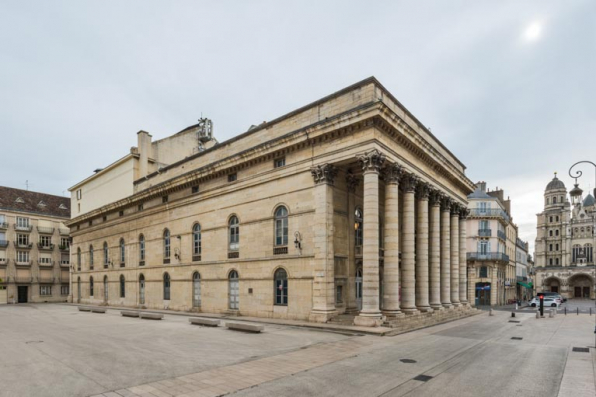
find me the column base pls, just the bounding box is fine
[402,308,420,315]
[452,302,461,307]
[382,310,404,318]
[309,309,338,323]
[354,313,385,327]
[442,303,453,309]
[416,306,433,313]
[430,304,444,311]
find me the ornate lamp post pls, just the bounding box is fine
[568,161,596,346]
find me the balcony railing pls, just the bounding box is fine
[14,242,33,249]
[37,276,55,284]
[273,246,288,255]
[0,240,8,248]
[497,230,506,240]
[0,258,7,266]
[37,227,55,234]
[478,229,492,237]
[468,209,510,222]
[59,228,70,236]
[58,245,70,251]
[467,252,510,262]
[38,260,54,267]
[60,261,70,267]
[38,243,55,251]
[14,224,32,232]
[15,260,32,266]
[0,222,8,230]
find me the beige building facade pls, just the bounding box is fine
[534,175,595,300]
[68,78,476,326]
[0,186,71,304]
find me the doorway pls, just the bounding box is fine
[192,272,201,308]
[574,287,582,298]
[476,283,491,306]
[355,268,363,310]
[17,286,28,303]
[583,287,590,298]
[139,275,145,305]
[228,270,239,310]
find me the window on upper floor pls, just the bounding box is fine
[76,189,82,200]
[274,206,288,246]
[89,245,94,269]
[228,173,237,182]
[103,242,109,268]
[191,185,199,194]
[119,238,125,266]
[163,229,171,259]
[274,157,286,168]
[193,224,201,257]
[553,197,557,204]
[355,208,363,247]
[162,196,169,204]
[139,234,145,263]
[229,216,239,251]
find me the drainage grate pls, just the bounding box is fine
[572,347,589,353]
[509,320,520,323]
[511,337,523,340]
[413,375,433,382]
[400,359,417,364]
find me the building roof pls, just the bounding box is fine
[467,187,492,199]
[546,175,566,191]
[583,193,595,207]
[0,186,70,218]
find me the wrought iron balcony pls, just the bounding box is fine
[38,243,55,251]
[478,229,492,237]
[497,230,506,241]
[58,245,70,251]
[466,252,510,263]
[15,260,32,266]
[0,222,8,230]
[0,240,8,248]
[468,209,510,222]
[59,228,70,236]
[14,224,32,232]
[60,261,70,268]
[14,242,33,249]
[38,260,54,267]
[273,246,288,255]
[37,226,55,234]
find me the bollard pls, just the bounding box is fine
[577,307,579,315]
[489,309,494,316]
[536,311,540,319]
[511,312,515,318]
[590,307,592,316]
[549,310,554,318]
[564,307,567,315]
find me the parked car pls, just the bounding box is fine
[538,292,567,302]
[530,297,560,308]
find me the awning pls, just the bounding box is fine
[517,281,532,289]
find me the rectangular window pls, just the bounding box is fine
[61,285,69,296]
[16,217,30,228]
[103,216,107,222]
[138,203,144,211]
[479,267,488,278]
[39,256,52,264]
[39,235,52,247]
[40,285,52,296]
[119,211,124,217]
[60,237,70,248]
[61,253,70,265]
[17,234,29,246]
[274,157,286,168]
[17,251,29,263]
[228,173,237,182]
[336,285,343,304]
[76,189,82,200]
[162,196,168,203]
[191,185,199,194]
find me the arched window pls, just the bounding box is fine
[229,270,239,309]
[585,244,593,263]
[192,272,201,308]
[77,248,81,271]
[546,197,549,205]
[139,274,145,305]
[555,229,559,236]
[549,230,553,237]
[103,242,109,268]
[89,245,94,270]
[274,207,288,246]
[163,229,171,259]
[355,208,363,247]
[139,234,145,263]
[556,216,559,222]
[103,275,108,302]
[119,238,125,266]
[163,273,171,300]
[120,275,125,298]
[193,224,201,256]
[90,276,94,297]
[274,268,288,305]
[229,216,239,251]
[553,197,557,204]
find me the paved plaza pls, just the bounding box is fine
[0,304,595,397]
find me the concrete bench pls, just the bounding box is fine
[189,317,220,327]
[91,308,106,314]
[225,322,264,333]
[139,312,163,320]
[121,311,140,318]
[78,306,91,312]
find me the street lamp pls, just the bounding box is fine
[568,161,596,347]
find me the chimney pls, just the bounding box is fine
[137,131,152,178]
[476,181,487,192]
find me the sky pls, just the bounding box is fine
[1,0,595,253]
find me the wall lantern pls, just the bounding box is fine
[294,231,302,251]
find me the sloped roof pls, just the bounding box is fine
[546,176,566,191]
[0,186,70,218]
[467,187,492,199]
[583,193,595,207]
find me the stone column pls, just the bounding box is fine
[416,182,431,312]
[354,149,385,327]
[382,164,403,317]
[468,265,476,307]
[400,173,419,314]
[450,204,461,307]
[429,190,442,310]
[440,197,452,308]
[346,173,359,312]
[459,208,469,305]
[309,164,338,323]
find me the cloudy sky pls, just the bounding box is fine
[1,0,595,251]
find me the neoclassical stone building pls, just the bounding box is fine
[67,77,476,326]
[534,174,595,300]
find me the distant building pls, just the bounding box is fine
[534,174,595,299]
[515,238,531,301]
[0,186,70,304]
[466,182,526,306]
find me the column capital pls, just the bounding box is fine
[416,182,430,201]
[450,202,462,216]
[358,149,386,173]
[401,173,419,193]
[440,196,453,211]
[346,173,360,193]
[383,163,404,184]
[459,207,471,219]
[311,164,338,185]
[429,189,443,206]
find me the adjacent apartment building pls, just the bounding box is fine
[466,182,527,306]
[67,77,476,327]
[0,186,71,304]
[534,174,595,300]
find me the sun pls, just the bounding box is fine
[524,21,542,42]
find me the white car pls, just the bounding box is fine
[530,297,560,308]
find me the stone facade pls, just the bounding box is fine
[534,174,595,300]
[0,186,71,304]
[67,77,476,325]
